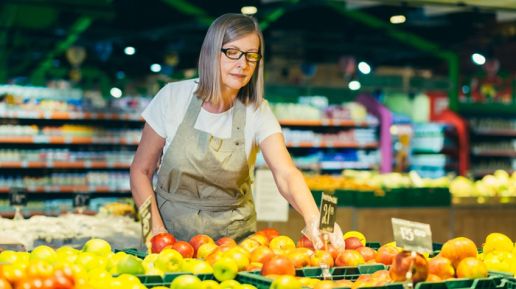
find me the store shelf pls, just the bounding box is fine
[0,186,131,193]
[0,160,131,169]
[458,102,516,116]
[472,150,516,158]
[279,119,377,127]
[473,129,516,137]
[286,141,377,148]
[0,110,143,121]
[472,169,515,178]
[0,136,139,145]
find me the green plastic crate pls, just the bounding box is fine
[354,189,403,207]
[366,242,381,250]
[503,277,516,289]
[114,248,147,259]
[400,188,451,207]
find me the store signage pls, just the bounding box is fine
[139,196,152,244]
[73,193,91,208]
[319,192,337,233]
[9,188,27,207]
[391,218,433,253]
[253,169,289,222]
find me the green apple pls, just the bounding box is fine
[181,258,213,274]
[56,246,80,263]
[241,285,257,289]
[155,248,183,273]
[219,280,242,289]
[75,252,108,272]
[170,274,202,289]
[116,255,145,275]
[30,245,58,264]
[82,238,112,257]
[213,257,238,282]
[201,280,221,289]
[0,250,20,264]
[270,275,302,289]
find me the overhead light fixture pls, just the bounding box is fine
[241,6,257,15]
[150,63,162,73]
[358,61,371,74]
[124,46,136,55]
[390,15,406,24]
[348,80,361,91]
[110,87,122,98]
[471,53,486,65]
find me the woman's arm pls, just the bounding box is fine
[130,123,167,234]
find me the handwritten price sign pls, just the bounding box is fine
[319,192,338,233]
[391,218,433,253]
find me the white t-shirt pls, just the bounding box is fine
[141,79,282,167]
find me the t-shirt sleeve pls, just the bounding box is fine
[254,100,282,144]
[141,84,170,138]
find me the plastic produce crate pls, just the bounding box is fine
[400,188,451,207]
[114,248,147,259]
[354,189,403,207]
[503,277,516,289]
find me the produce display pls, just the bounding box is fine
[450,170,516,198]
[2,227,514,289]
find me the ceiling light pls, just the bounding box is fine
[110,87,122,98]
[358,61,371,74]
[241,6,257,15]
[150,63,162,73]
[348,80,361,91]
[390,15,406,24]
[124,46,135,55]
[471,53,486,65]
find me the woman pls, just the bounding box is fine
[130,13,344,249]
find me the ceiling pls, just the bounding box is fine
[1,0,515,87]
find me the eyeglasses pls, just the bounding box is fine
[221,48,262,63]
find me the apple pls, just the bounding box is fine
[155,248,183,273]
[344,237,364,250]
[206,245,233,265]
[356,246,377,262]
[213,257,239,282]
[427,256,455,280]
[116,255,144,275]
[239,238,261,254]
[201,279,221,289]
[335,249,365,267]
[197,243,219,260]
[324,244,340,260]
[314,280,334,289]
[269,236,296,255]
[371,269,392,283]
[297,235,314,250]
[261,255,296,276]
[245,262,263,271]
[248,234,269,247]
[150,232,176,254]
[219,280,242,289]
[286,248,312,268]
[426,274,442,282]
[241,284,258,289]
[440,237,478,267]
[190,234,215,257]
[375,245,400,265]
[222,247,250,271]
[170,274,202,289]
[256,228,280,241]
[250,245,275,264]
[30,245,58,264]
[270,275,301,289]
[456,257,488,278]
[309,250,334,268]
[181,258,214,274]
[172,240,195,258]
[216,237,237,247]
[334,279,354,288]
[389,251,429,283]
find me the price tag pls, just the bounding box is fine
[73,193,91,208]
[139,196,152,244]
[391,218,433,253]
[319,192,337,233]
[9,188,27,206]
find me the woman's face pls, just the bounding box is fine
[220,33,260,95]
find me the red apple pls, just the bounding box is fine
[440,237,478,267]
[375,245,401,265]
[428,256,455,280]
[357,246,377,262]
[250,245,275,264]
[389,251,429,283]
[261,255,296,276]
[286,248,312,268]
[335,249,365,266]
[269,236,296,255]
[196,242,218,260]
[345,237,364,250]
[216,237,237,247]
[297,235,314,250]
[334,279,354,288]
[310,250,334,267]
[248,234,269,247]
[371,269,392,283]
[456,257,487,278]
[189,234,215,257]
[256,228,280,241]
[325,244,340,260]
[171,240,194,258]
[245,262,263,271]
[426,274,442,282]
[150,232,176,253]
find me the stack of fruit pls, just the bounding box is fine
[450,170,516,199]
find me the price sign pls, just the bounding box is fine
[391,218,433,253]
[139,196,152,244]
[9,188,27,207]
[73,193,91,208]
[319,192,338,233]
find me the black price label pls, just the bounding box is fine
[319,192,338,233]
[73,193,91,207]
[139,196,152,244]
[9,188,27,207]
[391,218,433,253]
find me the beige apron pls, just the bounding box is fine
[155,85,256,242]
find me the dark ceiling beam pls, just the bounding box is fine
[327,1,459,110]
[161,0,213,27]
[30,16,92,85]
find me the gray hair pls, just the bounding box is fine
[195,13,264,108]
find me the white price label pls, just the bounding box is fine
[392,218,433,253]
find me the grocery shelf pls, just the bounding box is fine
[286,141,378,148]
[472,169,515,178]
[0,110,143,121]
[0,186,131,193]
[472,129,516,137]
[452,196,516,207]
[472,150,516,157]
[0,136,139,145]
[279,119,377,127]
[0,160,131,169]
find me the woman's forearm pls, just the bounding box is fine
[130,169,166,233]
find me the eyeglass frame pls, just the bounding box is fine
[220,48,262,63]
